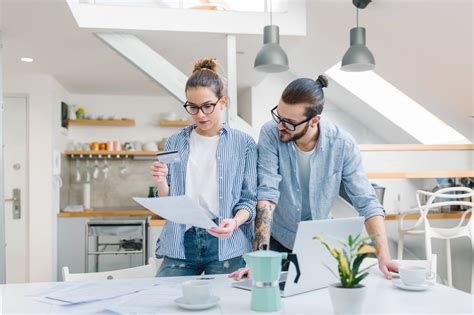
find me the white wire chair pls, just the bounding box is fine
[398,187,473,292]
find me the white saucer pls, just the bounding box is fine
[174,296,220,310]
[392,279,434,291]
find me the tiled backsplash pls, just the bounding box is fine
[60,155,156,209]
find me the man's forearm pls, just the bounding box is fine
[365,215,391,261]
[254,200,275,250]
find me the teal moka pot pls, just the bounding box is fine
[243,250,301,312]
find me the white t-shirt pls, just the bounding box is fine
[185,130,220,219]
[294,143,315,221]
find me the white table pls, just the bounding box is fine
[1,271,472,314]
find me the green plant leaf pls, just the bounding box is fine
[356,263,378,276]
[323,263,340,281]
[348,234,353,247]
[352,234,379,249]
[352,233,361,245]
[351,253,368,276]
[352,272,370,286]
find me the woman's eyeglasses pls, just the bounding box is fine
[183,97,222,115]
[271,106,313,131]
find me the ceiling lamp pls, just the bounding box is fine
[341,0,375,72]
[254,0,289,73]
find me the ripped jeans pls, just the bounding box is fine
[156,226,245,277]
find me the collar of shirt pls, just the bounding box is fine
[182,122,230,139]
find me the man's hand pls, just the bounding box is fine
[254,201,275,250]
[364,215,399,280]
[228,267,251,281]
[378,258,399,280]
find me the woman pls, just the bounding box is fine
[151,58,257,276]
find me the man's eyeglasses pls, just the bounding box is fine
[271,106,313,131]
[183,97,222,115]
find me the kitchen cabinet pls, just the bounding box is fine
[57,214,165,280]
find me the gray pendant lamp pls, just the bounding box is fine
[254,0,289,73]
[341,0,375,72]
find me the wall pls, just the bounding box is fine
[60,94,185,211]
[63,159,155,209]
[0,29,6,284]
[65,94,183,144]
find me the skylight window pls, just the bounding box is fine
[325,62,471,144]
[83,0,288,12]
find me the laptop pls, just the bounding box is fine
[232,217,365,297]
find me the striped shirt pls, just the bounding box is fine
[156,123,257,261]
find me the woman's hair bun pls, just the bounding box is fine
[315,75,329,88]
[193,58,218,73]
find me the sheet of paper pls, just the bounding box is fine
[133,195,218,229]
[104,283,183,314]
[43,281,154,305]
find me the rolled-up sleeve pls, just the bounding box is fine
[233,137,258,224]
[257,124,282,205]
[341,136,384,220]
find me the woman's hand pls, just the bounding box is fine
[151,161,168,184]
[207,218,238,239]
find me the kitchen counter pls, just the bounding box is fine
[58,208,470,222]
[58,207,158,218]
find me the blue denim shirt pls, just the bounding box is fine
[156,123,257,261]
[257,120,384,249]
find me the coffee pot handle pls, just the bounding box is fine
[286,253,301,283]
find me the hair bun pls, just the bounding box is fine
[193,58,217,73]
[315,75,329,88]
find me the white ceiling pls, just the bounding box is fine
[2,0,473,140]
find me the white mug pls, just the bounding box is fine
[399,266,435,286]
[182,280,211,305]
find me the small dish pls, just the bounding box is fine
[392,279,434,291]
[174,296,220,310]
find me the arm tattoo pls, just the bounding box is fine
[254,203,275,250]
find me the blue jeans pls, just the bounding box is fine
[156,227,245,277]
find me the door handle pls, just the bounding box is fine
[4,188,21,219]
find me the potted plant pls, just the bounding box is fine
[313,234,378,315]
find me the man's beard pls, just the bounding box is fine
[278,123,309,143]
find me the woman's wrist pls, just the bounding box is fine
[232,218,239,231]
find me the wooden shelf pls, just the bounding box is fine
[358,144,474,151]
[367,171,474,179]
[385,212,471,221]
[159,120,193,127]
[67,119,135,126]
[64,150,159,156]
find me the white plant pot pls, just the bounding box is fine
[328,283,368,314]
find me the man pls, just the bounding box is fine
[230,75,398,280]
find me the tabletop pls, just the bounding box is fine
[1,270,472,314]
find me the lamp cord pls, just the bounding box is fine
[270,0,273,25]
[356,6,359,27]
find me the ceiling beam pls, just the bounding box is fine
[95,32,186,102]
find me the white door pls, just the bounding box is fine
[4,96,28,283]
